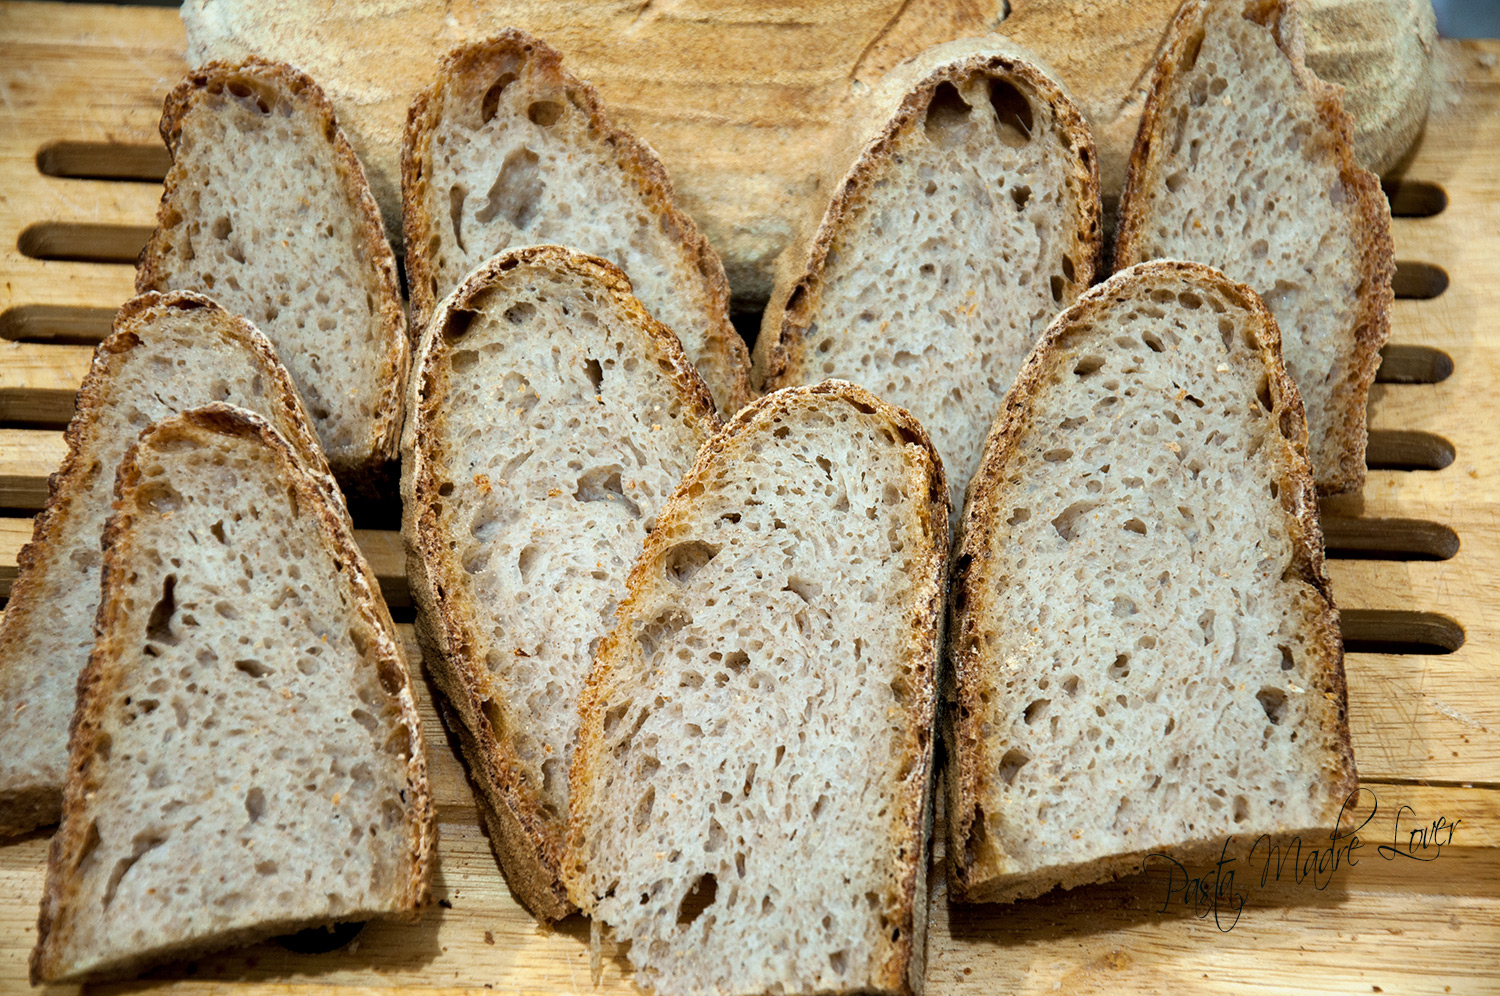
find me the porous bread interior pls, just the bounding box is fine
[0,308,315,828]
[419,46,738,410]
[571,394,939,996]
[149,76,390,465]
[962,276,1338,896]
[43,429,417,979]
[1123,1,1363,485]
[424,267,713,840]
[786,69,1089,525]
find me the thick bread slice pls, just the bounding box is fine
[402,246,720,919]
[946,261,1357,905]
[564,382,949,996]
[137,57,408,494]
[30,406,434,985]
[755,40,1101,526]
[401,29,750,414]
[1112,0,1393,495]
[0,292,332,839]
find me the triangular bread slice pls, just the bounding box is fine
[754,40,1101,524]
[401,29,750,413]
[564,382,949,996]
[30,405,434,984]
[137,57,409,495]
[946,261,1357,905]
[0,292,333,839]
[1112,0,1393,494]
[402,246,720,919]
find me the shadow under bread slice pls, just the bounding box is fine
[564,382,948,996]
[947,260,1356,905]
[401,246,720,919]
[31,406,433,985]
[0,292,334,840]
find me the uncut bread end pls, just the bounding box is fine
[400,29,750,414]
[947,261,1356,905]
[1112,0,1393,495]
[401,246,719,919]
[565,381,948,996]
[30,406,433,984]
[137,57,408,496]
[0,292,332,840]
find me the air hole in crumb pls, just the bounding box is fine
[234,659,273,679]
[1257,686,1288,725]
[998,749,1030,785]
[245,787,266,822]
[1023,699,1050,725]
[1279,645,1294,670]
[1074,355,1105,377]
[1010,184,1032,209]
[1108,655,1130,679]
[1123,518,1147,535]
[924,81,972,146]
[989,78,1033,147]
[527,100,563,126]
[480,73,517,123]
[663,540,720,584]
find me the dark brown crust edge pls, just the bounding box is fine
[30,405,435,985]
[136,56,410,496]
[563,381,951,994]
[1112,0,1394,496]
[0,291,334,839]
[399,28,751,413]
[400,245,721,921]
[944,260,1357,905]
[754,47,1104,394]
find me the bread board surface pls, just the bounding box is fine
[1,3,1497,992]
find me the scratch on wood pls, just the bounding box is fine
[850,0,916,84]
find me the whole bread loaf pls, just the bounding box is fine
[565,381,948,996]
[401,30,750,413]
[1113,0,1394,494]
[0,292,331,839]
[402,246,719,918]
[137,57,408,495]
[756,40,1100,525]
[30,406,433,984]
[946,261,1357,904]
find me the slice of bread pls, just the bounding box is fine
[0,292,332,839]
[946,260,1357,905]
[564,382,949,996]
[30,406,434,985]
[1112,0,1394,494]
[402,246,720,919]
[754,40,1101,524]
[401,29,750,414]
[137,57,409,495]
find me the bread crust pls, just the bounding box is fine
[755,44,1103,394]
[136,57,409,496]
[945,260,1357,904]
[565,381,949,994]
[1112,0,1394,496]
[0,292,334,839]
[30,405,434,984]
[400,29,750,412]
[401,244,719,920]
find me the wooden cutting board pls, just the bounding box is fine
[1,3,1498,993]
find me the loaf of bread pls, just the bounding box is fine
[565,381,948,996]
[401,30,750,413]
[755,39,1101,524]
[137,58,408,495]
[30,406,433,984]
[1113,0,1394,494]
[402,246,719,918]
[946,261,1357,904]
[0,292,331,839]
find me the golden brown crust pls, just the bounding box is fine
[755,45,1103,395]
[400,245,719,921]
[945,260,1356,904]
[137,57,409,495]
[1112,0,1394,496]
[399,28,750,412]
[31,405,433,984]
[565,381,949,993]
[0,291,333,839]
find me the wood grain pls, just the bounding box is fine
[0,4,1496,994]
